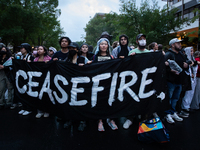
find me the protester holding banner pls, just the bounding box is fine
[79,43,90,61]
[64,42,88,131]
[122,34,151,129]
[93,38,118,131]
[0,45,13,109]
[51,36,71,61]
[93,31,113,54]
[112,34,132,59]
[34,45,51,118]
[18,43,34,115]
[164,38,189,124]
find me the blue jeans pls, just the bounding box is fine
[165,82,182,114]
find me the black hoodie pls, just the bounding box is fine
[118,34,130,58]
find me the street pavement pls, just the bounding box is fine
[0,107,200,150]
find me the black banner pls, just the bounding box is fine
[12,51,166,120]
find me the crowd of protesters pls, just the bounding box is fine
[0,31,200,133]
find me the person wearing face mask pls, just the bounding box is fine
[122,34,150,129]
[0,45,13,109]
[164,38,189,124]
[63,42,89,131]
[32,46,38,58]
[129,34,150,56]
[112,34,132,59]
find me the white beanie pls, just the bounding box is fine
[49,47,57,53]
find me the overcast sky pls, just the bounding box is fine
[57,0,167,42]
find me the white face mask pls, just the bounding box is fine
[138,39,146,46]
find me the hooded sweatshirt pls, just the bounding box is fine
[111,34,132,58]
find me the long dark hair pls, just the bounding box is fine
[1,46,12,58]
[80,43,89,58]
[148,42,157,50]
[36,45,48,57]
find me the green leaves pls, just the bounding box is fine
[0,0,64,49]
[84,0,193,47]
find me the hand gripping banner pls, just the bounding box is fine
[12,51,166,120]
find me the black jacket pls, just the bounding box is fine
[165,49,190,86]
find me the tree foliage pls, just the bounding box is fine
[84,12,119,46]
[0,0,65,50]
[84,0,192,47]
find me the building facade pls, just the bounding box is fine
[162,0,200,49]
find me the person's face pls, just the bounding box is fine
[120,37,127,45]
[99,41,108,52]
[154,43,158,50]
[61,38,69,48]
[81,45,88,53]
[20,47,27,55]
[173,42,182,51]
[37,46,45,56]
[69,47,78,52]
[136,36,146,44]
[1,47,6,52]
[191,48,194,56]
[49,50,54,56]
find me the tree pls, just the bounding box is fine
[0,0,64,50]
[118,0,191,46]
[84,12,118,47]
[84,0,192,47]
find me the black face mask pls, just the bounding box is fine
[0,51,7,55]
[68,50,77,57]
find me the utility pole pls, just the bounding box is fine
[182,0,184,19]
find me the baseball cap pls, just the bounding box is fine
[136,34,146,40]
[67,42,79,50]
[169,38,182,46]
[19,43,31,53]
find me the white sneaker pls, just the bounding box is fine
[123,119,132,129]
[18,110,25,115]
[166,114,175,124]
[35,113,44,118]
[22,111,32,116]
[43,112,49,118]
[171,112,183,121]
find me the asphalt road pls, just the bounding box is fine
[0,107,200,150]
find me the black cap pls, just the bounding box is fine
[19,43,31,53]
[67,42,79,50]
[136,34,146,41]
[100,31,113,40]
